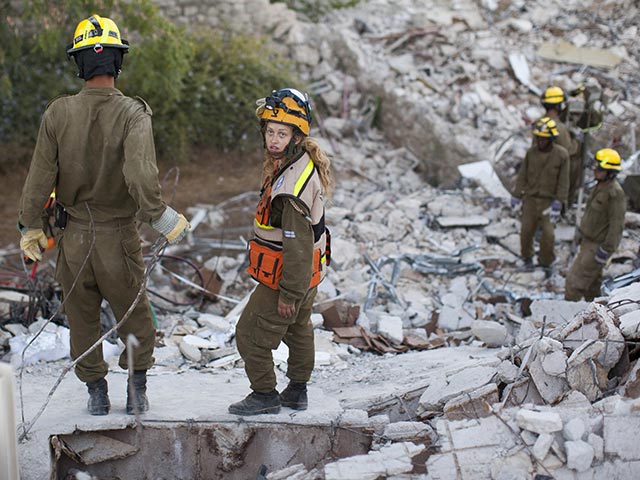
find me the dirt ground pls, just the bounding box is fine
[0,148,263,249]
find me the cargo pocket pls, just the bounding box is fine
[253,313,290,350]
[122,235,144,288]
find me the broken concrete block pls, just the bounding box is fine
[418,365,497,412]
[604,416,640,460]
[588,433,604,463]
[266,463,308,480]
[566,339,604,367]
[443,383,498,421]
[338,409,370,426]
[622,359,640,398]
[196,314,230,332]
[436,215,490,228]
[608,283,640,316]
[567,360,606,402]
[182,334,218,350]
[438,305,474,331]
[559,303,624,370]
[520,429,537,446]
[529,299,589,326]
[153,345,183,367]
[563,417,586,441]
[376,315,403,345]
[178,340,202,363]
[532,432,554,461]
[490,449,533,479]
[323,442,424,480]
[515,409,562,434]
[448,415,518,450]
[565,440,594,472]
[471,320,508,347]
[382,421,435,442]
[516,320,539,345]
[540,350,568,377]
[619,310,640,340]
[496,360,519,384]
[3,323,27,337]
[424,452,457,480]
[528,355,570,404]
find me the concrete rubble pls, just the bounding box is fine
[2,0,640,478]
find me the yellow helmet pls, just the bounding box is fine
[66,14,129,56]
[532,117,559,139]
[595,148,621,171]
[541,86,566,105]
[256,88,312,135]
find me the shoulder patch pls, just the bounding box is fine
[45,94,71,110]
[134,96,153,116]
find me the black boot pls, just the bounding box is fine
[126,370,149,415]
[228,390,281,416]
[279,382,308,410]
[86,378,110,416]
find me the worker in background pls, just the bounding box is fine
[541,86,582,206]
[565,149,626,301]
[18,14,190,416]
[511,117,570,276]
[229,88,334,415]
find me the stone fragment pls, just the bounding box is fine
[565,440,594,472]
[622,359,640,398]
[323,442,424,480]
[436,215,489,228]
[532,433,554,461]
[528,355,570,404]
[520,430,537,446]
[515,409,562,434]
[471,320,508,347]
[559,303,624,369]
[418,365,497,412]
[153,345,183,366]
[443,383,498,421]
[563,417,586,441]
[566,360,606,402]
[530,299,589,326]
[619,310,640,339]
[376,315,403,345]
[3,324,28,337]
[588,433,604,462]
[178,340,202,363]
[496,360,519,384]
[490,450,532,480]
[182,334,218,349]
[382,421,435,442]
[566,339,604,367]
[540,350,568,377]
[604,416,640,460]
[196,314,230,332]
[608,283,640,316]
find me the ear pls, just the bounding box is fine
[294,134,303,145]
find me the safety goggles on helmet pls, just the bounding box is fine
[532,116,559,139]
[594,148,621,172]
[66,14,129,57]
[257,88,312,135]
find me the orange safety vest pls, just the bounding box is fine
[247,153,330,290]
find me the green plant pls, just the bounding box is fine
[270,0,361,22]
[0,0,296,165]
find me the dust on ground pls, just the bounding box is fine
[0,148,263,249]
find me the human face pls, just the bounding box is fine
[594,166,608,182]
[535,136,552,152]
[265,122,294,157]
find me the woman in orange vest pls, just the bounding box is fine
[229,88,333,415]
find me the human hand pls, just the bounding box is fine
[277,298,296,318]
[20,229,48,262]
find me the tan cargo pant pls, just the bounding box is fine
[520,196,556,267]
[235,284,317,393]
[55,218,155,383]
[565,239,604,301]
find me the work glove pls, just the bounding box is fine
[594,246,610,265]
[548,200,562,223]
[20,229,48,262]
[151,206,191,244]
[510,197,522,215]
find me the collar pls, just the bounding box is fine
[80,86,124,97]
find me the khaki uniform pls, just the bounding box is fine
[555,120,582,205]
[514,143,570,267]
[565,180,626,301]
[236,153,326,393]
[19,87,165,382]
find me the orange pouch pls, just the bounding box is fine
[246,239,283,289]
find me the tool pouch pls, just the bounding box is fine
[246,239,283,290]
[54,203,68,229]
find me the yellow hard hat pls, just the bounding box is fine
[541,86,566,105]
[66,14,129,56]
[532,116,559,139]
[595,148,621,171]
[256,88,312,135]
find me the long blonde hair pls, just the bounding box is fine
[261,135,334,199]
